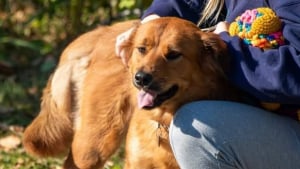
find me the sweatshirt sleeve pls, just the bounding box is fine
[141,0,205,24]
[220,3,300,104]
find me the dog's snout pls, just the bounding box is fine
[134,71,153,87]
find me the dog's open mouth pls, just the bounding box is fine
[137,85,179,109]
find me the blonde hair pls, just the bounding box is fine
[197,0,225,31]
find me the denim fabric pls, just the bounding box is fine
[169,101,300,169]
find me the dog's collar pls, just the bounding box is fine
[156,123,169,147]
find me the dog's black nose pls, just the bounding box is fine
[134,71,153,87]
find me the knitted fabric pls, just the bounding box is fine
[229,7,285,49]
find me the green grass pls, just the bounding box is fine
[0,148,63,169]
[0,141,124,169]
[0,149,124,169]
[0,122,124,169]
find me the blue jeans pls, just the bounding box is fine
[169,101,300,169]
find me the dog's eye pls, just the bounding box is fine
[137,46,146,54]
[165,51,182,61]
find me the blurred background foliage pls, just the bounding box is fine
[0,0,151,168]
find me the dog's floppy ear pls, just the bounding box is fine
[116,24,139,66]
[199,32,230,74]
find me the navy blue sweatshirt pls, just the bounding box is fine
[142,0,300,116]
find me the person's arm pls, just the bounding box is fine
[142,0,205,24]
[217,3,300,104]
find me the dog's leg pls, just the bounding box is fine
[66,125,125,168]
[23,55,89,157]
[63,150,80,169]
[64,66,133,168]
[22,63,74,157]
[65,106,130,169]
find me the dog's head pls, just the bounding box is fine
[120,17,230,111]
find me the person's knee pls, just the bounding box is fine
[169,101,300,169]
[171,101,246,135]
[170,100,277,137]
[169,100,276,147]
[169,101,229,168]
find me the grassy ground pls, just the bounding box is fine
[0,146,124,169]
[0,116,124,169]
[0,148,62,169]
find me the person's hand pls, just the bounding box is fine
[115,14,160,63]
[213,21,229,34]
[140,14,160,24]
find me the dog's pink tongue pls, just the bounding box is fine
[137,90,157,109]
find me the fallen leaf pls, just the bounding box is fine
[0,135,21,151]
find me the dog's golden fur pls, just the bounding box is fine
[23,17,238,169]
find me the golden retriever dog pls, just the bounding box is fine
[23,17,239,169]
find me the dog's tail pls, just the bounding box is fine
[22,54,89,157]
[22,62,74,157]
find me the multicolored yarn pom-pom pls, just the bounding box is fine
[229,8,286,112]
[229,7,285,49]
